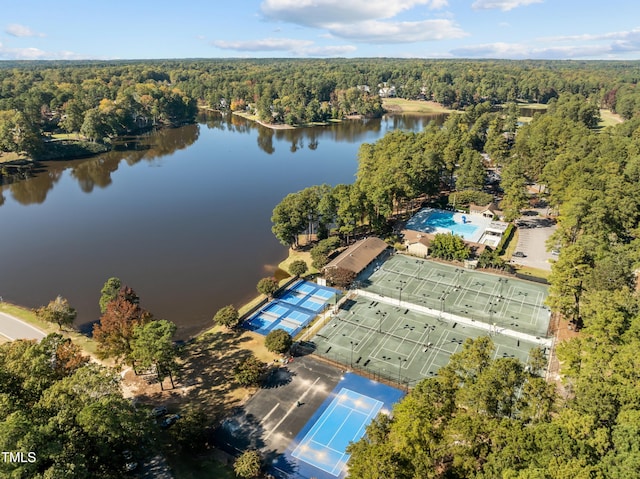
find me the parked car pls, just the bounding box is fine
[513,252,526,258]
[551,249,560,256]
[123,451,137,472]
[160,414,181,429]
[150,406,168,417]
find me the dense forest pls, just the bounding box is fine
[3,58,640,161]
[309,96,640,477]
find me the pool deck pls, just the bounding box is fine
[404,207,510,247]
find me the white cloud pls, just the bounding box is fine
[212,37,314,52]
[471,0,543,11]
[259,0,461,44]
[326,19,467,43]
[303,45,358,56]
[261,0,448,25]
[5,23,45,37]
[450,39,640,60]
[212,37,356,56]
[0,43,86,60]
[542,28,640,43]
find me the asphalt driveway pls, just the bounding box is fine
[510,214,557,271]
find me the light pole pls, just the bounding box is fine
[397,356,405,385]
[397,280,407,306]
[350,341,358,368]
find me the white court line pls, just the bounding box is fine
[264,377,321,440]
[262,403,281,424]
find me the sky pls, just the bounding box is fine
[2,0,640,61]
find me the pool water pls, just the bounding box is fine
[406,209,478,240]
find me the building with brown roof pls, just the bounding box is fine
[324,237,390,276]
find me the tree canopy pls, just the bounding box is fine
[213,304,240,329]
[264,329,292,354]
[0,334,152,478]
[35,295,77,330]
[92,286,151,364]
[256,277,279,298]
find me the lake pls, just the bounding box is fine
[0,112,445,339]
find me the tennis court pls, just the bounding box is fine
[308,297,548,387]
[244,281,339,336]
[275,373,404,479]
[358,255,551,338]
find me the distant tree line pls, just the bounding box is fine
[4,59,640,158]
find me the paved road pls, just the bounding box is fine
[0,311,46,341]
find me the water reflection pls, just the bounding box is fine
[199,111,446,155]
[3,124,200,205]
[1,111,446,338]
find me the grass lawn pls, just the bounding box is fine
[513,265,551,281]
[0,152,26,163]
[50,132,81,140]
[514,102,548,110]
[383,98,454,114]
[278,248,318,277]
[0,302,105,361]
[598,109,624,128]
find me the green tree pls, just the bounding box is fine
[99,276,122,313]
[429,233,470,261]
[167,406,211,453]
[233,450,262,478]
[0,340,152,479]
[256,277,279,298]
[455,148,486,191]
[310,236,341,269]
[289,259,308,277]
[60,99,85,135]
[233,355,265,387]
[35,295,77,330]
[213,304,240,329]
[264,329,292,354]
[131,319,178,388]
[546,242,592,324]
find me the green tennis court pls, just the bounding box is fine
[309,297,549,388]
[357,255,551,338]
[304,254,552,388]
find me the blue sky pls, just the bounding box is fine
[2,0,640,60]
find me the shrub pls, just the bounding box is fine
[234,450,262,478]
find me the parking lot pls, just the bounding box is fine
[511,212,557,271]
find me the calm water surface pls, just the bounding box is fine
[0,112,445,338]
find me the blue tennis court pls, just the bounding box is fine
[273,373,404,479]
[244,281,339,337]
[292,389,382,476]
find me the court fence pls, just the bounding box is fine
[292,341,411,392]
[239,276,301,323]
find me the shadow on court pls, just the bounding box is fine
[214,355,345,461]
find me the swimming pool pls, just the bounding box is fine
[405,208,482,241]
